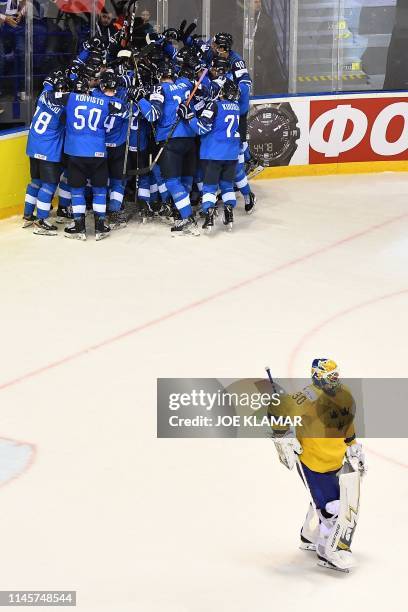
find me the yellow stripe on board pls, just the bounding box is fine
[0,132,29,220]
[253,160,408,180]
[297,74,366,82]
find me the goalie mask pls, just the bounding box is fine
[311,359,340,392]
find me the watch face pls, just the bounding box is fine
[248,104,300,166]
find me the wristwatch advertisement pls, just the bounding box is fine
[247,102,301,166]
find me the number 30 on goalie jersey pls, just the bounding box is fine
[191,99,241,161]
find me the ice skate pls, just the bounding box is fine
[299,503,319,551]
[138,200,154,224]
[64,216,86,241]
[202,208,215,232]
[33,218,58,236]
[108,210,127,230]
[223,204,233,231]
[317,550,354,573]
[245,191,256,214]
[300,534,316,552]
[22,214,36,228]
[246,157,265,180]
[158,201,174,224]
[55,206,73,224]
[171,216,200,237]
[95,216,111,241]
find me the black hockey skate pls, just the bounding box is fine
[223,204,234,231]
[158,201,173,224]
[108,210,127,230]
[33,218,58,236]
[245,191,256,215]
[202,207,215,232]
[171,216,200,237]
[245,156,265,180]
[64,216,86,241]
[55,205,73,224]
[22,214,36,228]
[138,200,154,224]
[95,216,111,241]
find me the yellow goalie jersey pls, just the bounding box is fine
[271,384,357,473]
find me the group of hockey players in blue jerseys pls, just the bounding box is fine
[22,11,260,240]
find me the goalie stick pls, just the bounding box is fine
[128,68,209,177]
[265,366,318,512]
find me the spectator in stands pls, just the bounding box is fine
[139,6,154,34]
[252,0,288,95]
[0,0,27,103]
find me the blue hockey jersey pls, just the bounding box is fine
[139,78,195,142]
[63,92,123,157]
[94,87,129,148]
[189,99,241,161]
[129,107,149,152]
[26,90,66,162]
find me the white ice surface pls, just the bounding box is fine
[0,174,407,611]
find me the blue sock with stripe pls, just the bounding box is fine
[71,187,86,219]
[92,187,107,218]
[201,184,218,212]
[24,179,41,217]
[166,178,192,219]
[36,182,57,220]
[109,179,125,212]
[58,171,71,209]
[220,180,237,208]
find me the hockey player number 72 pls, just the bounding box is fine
[74,106,102,131]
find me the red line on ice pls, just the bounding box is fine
[287,289,408,469]
[1,211,408,393]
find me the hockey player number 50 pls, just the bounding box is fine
[74,106,102,131]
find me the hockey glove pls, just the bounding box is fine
[177,103,194,121]
[128,85,146,103]
[346,443,367,477]
[146,32,165,45]
[178,20,197,44]
[271,429,303,470]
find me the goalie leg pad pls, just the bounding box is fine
[326,468,360,556]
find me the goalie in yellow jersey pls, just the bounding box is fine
[267,359,367,573]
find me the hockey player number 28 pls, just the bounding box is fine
[33,111,52,135]
[74,106,102,132]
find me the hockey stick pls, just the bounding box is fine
[129,68,209,177]
[121,45,157,178]
[265,367,318,512]
[121,1,138,178]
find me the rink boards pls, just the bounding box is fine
[0,129,30,220]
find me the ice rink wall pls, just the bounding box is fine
[0,130,29,220]
[249,91,408,178]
